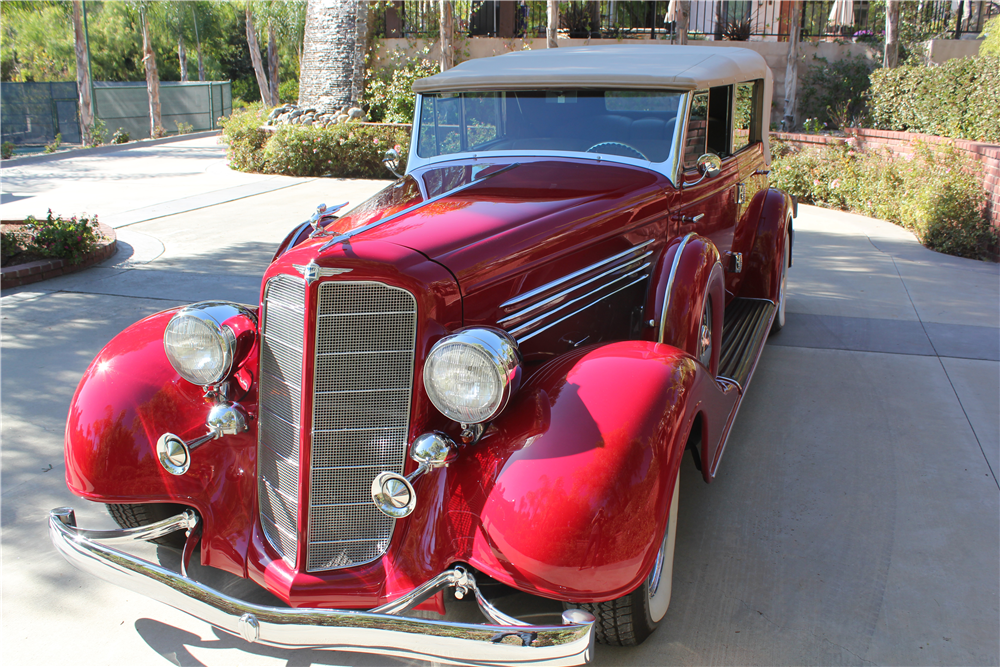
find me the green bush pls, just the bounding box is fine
[221,105,411,179]
[1,142,14,159]
[263,123,411,178]
[770,140,995,260]
[111,128,130,144]
[798,55,878,130]
[44,133,62,154]
[220,104,271,172]
[89,117,108,146]
[981,16,1000,56]
[24,210,103,264]
[869,56,1000,143]
[364,52,439,124]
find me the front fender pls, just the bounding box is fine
[64,309,259,576]
[467,341,713,603]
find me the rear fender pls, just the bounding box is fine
[465,341,719,603]
[64,309,259,576]
[740,188,793,302]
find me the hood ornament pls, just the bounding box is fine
[293,262,352,285]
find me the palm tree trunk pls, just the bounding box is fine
[246,6,272,106]
[677,0,689,44]
[72,0,94,145]
[191,5,205,81]
[141,7,162,137]
[298,0,369,112]
[268,21,280,105]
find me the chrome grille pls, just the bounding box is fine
[307,282,416,572]
[258,275,306,566]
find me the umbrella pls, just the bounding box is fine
[828,0,855,27]
[666,0,680,23]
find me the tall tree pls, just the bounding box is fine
[71,1,94,143]
[439,0,454,71]
[298,0,368,112]
[191,4,205,81]
[546,0,559,48]
[139,4,162,135]
[783,0,802,130]
[245,5,273,105]
[884,0,901,68]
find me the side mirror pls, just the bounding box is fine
[382,148,403,179]
[696,153,722,178]
[684,153,722,188]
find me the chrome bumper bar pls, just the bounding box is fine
[49,507,594,666]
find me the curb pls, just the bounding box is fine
[0,131,221,167]
[1,222,117,290]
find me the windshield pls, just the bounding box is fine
[416,90,683,164]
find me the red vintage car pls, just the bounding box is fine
[51,45,793,665]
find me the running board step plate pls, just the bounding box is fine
[719,298,775,388]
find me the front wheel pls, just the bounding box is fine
[106,503,190,548]
[570,474,680,645]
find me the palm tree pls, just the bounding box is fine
[71,1,95,144]
[298,0,369,112]
[139,4,162,136]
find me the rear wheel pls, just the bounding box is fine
[569,475,680,646]
[106,503,189,548]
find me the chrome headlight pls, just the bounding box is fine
[423,328,521,424]
[163,302,257,386]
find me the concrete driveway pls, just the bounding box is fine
[2,136,997,666]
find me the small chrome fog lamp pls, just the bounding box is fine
[423,328,521,424]
[163,302,256,387]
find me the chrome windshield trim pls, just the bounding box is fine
[49,507,595,666]
[320,163,520,252]
[501,240,655,310]
[516,273,650,344]
[499,250,653,325]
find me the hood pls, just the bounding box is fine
[316,158,665,285]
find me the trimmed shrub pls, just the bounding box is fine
[263,123,410,179]
[220,104,271,172]
[798,55,878,130]
[868,56,1000,143]
[770,140,995,260]
[221,106,410,179]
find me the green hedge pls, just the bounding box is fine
[868,56,1000,143]
[770,139,996,260]
[221,105,411,179]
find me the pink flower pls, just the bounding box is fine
[813,179,820,186]
[394,144,402,152]
[313,148,318,153]
[831,179,841,188]
[847,150,856,157]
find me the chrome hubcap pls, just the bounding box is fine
[697,300,712,368]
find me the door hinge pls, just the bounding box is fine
[735,182,746,205]
[726,251,743,273]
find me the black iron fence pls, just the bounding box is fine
[374,0,998,41]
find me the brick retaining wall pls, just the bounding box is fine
[770,128,1000,238]
[1,222,117,289]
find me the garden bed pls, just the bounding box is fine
[1,220,117,289]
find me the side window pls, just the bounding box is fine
[733,80,761,154]
[683,90,709,169]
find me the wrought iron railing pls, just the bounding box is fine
[373,1,998,42]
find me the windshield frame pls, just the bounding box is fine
[406,90,690,186]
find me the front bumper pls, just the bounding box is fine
[49,507,594,666]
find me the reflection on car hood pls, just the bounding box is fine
[319,159,664,287]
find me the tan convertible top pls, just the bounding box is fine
[412,45,771,93]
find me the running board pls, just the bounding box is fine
[718,298,775,389]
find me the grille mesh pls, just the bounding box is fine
[307,282,416,572]
[258,275,305,566]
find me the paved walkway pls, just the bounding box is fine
[1,136,997,667]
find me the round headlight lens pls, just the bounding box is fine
[163,302,249,386]
[424,329,521,424]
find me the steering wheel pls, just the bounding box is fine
[585,141,649,161]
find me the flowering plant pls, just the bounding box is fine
[25,210,103,264]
